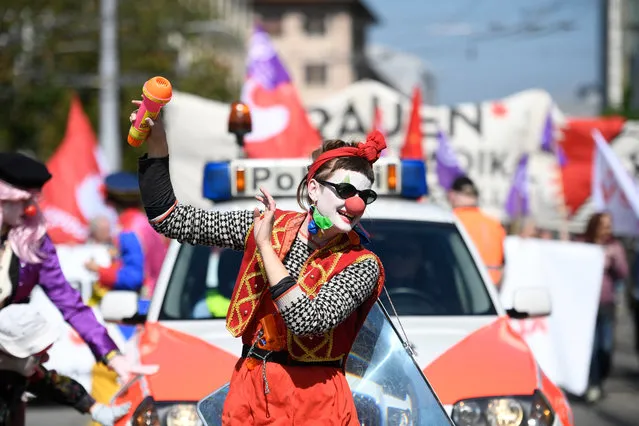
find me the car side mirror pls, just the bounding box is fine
[100,291,139,322]
[506,287,552,319]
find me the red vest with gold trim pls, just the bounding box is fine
[225,209,385,363]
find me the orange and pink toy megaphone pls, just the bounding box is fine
[127,76,173,147]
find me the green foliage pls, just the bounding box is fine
[602,84,639,120]
[1,0,239,170]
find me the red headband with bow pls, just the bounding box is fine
[307,130,387,182]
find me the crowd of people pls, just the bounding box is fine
[447,174,639,404]
[0,113,637,424]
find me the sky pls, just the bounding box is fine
[365,0,602,112]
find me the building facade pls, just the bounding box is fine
[251,0,379,104]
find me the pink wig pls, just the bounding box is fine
[0,180,47,264]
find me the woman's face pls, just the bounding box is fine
[597,214,612,241]
[308,169,372,233]
[2,199,28,227]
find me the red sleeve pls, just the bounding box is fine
[97,262,121,288]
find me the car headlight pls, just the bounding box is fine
[132,396,161,426]
[163,404,203,426]
[387,407,412,426]
[451,390,554,426]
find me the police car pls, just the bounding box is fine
[103,157,573,426]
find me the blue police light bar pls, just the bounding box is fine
[202,158,427,202]
[400,159,428,199]
[202,162,232,202]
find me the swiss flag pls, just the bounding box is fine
[399,87,424,160]
[40,95,113,244]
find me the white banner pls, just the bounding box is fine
[499,236,604,396]
[308,81,568,226]
[591,129,639,236]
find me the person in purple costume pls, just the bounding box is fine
[0,153,158,418]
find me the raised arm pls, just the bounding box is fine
[138,155,253,249]
[135,109,253,249]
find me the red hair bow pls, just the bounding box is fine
[306,130,387,181]
[357,130,386,163]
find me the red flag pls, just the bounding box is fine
[241,25,321,158]
[400,87,424,160]
[559,116,625,215]
[40,95,113,244]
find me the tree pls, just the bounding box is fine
[0,0,240,171]
[603,84,639,121]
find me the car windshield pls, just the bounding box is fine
[197,302,453,425]
[159,218,496,320]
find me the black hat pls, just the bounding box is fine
[104,172,140,205]
[0,153,52,190]
[450,175,479,197]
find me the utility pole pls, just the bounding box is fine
[602,0,624,111]
[99,0,121,172]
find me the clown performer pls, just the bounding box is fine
[0,153,158,415]
[134,105,387,425]
[0,303,130,426]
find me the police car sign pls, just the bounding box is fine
[234,159,308,198]
[203,158,410,201]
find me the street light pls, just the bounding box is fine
[99,0,120,172]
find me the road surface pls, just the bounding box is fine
[26,304,639,425]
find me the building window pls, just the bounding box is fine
[304,14,326,35]
[261,15,282,36]
[305,64,327,86]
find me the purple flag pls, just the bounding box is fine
[240,24,321,158]
[436,129,465,190]
[540,111,567,167]
[246,24,291,90]
[555,145,567,167]
[505,154,530,218]
[540,113,553,152]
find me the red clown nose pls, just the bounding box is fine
[345,196,365,217]
[23,204,37,217]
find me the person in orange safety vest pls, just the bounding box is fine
[448,176,506,288]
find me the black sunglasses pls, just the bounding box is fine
[317,180,377,204]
